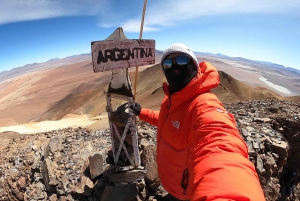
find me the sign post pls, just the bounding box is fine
[91,27,155,168]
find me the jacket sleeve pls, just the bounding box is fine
[190,98,266,201]
[138,108,159,126]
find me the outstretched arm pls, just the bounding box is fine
[138,108,160,126]
[190,98,265,201]
[130,102,160,126]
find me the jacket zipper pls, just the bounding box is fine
[158,95,171,146]
[167,94,171,109]
[181,168,189,195]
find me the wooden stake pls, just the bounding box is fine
[134,0,148,98]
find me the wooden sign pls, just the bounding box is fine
[91,39,155,72]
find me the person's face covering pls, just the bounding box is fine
[162,53,197,92]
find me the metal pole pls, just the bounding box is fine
[134,0,148,98]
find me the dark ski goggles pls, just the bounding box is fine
[162,55,190,69]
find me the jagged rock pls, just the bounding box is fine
[137,179,148,201]
[49,135,63,153]
[8,177,24,201]
[31,154,41,170]
[49,194,58,201]
[241,128,249,138]
[254,118,272,123]
[270,140,288,159]
[60,175,70,194]
[41,158,59,193]
[89,153,106,180]
[246,141,255,154]
[109,170,146,186]
[72,175,94,196]
[256,155,265,175]
[17,176,26,190]
[265,154,276,181]
[142,145,160,189]
[80,141,94,161]
[253,141,260,149]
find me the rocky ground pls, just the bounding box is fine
[225,99,300,201]
[0,99,299,201]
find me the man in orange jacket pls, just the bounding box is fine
[130,43,266,201]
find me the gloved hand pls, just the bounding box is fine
[130,102,141,115]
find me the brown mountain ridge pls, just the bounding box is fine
[1,53,300,128]
[32,63,299,123]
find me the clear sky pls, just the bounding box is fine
[0,0,300,72]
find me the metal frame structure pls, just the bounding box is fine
[106,94,140,167]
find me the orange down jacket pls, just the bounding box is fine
[138,61,266,201]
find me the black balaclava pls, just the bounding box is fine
[163,54,197,93]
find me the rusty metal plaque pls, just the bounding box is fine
[91,39,155,72]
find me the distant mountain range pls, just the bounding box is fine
[0,53,92,83]
[1,51,299,83]
[194,51,300,76]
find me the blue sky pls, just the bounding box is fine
[0,0,300,72]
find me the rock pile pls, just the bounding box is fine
[225,99,300,201]
[0,99,299,201]
[0,124,166,201]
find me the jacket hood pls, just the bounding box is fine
[163,61,220,108]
